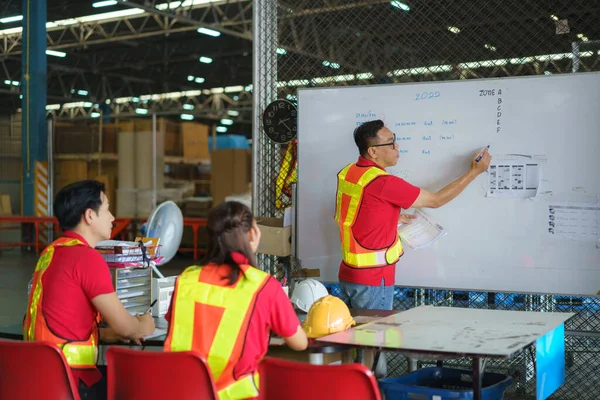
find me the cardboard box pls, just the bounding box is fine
[55,160,89,193]
[93,175,116,215]
[0,194,12,215]
[181,122,209,160]
[256,217,291,257]
[210,148,251,206]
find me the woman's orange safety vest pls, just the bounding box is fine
[164,263,270,400]
[335,163,404,268]
[23,237,99,369]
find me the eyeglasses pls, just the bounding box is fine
[369,133,396,149]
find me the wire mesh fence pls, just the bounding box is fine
[253,1,600,399]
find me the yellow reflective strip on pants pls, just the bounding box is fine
[169,267,203,352]
[218,373,259,400]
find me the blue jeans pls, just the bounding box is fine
[339,279,394,311]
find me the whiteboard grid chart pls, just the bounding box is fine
[297,72,600,296]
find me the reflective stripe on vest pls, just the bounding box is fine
[335,163,404,268]
[23,237,99,369]
[166,265,269,400]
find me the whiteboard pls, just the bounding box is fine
[296,72,600,297]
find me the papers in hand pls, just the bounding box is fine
[398,209,447,250]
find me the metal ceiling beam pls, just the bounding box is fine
[0,0,252,56]
[115,0,253,40]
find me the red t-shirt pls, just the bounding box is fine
[41,231,115,387]
[338,156,420,286]
[165,253,300,380]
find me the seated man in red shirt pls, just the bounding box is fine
[24,180,155,400]
[336,119,492,310]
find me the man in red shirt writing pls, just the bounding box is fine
[24,180,155,399]
[336,120,491,310]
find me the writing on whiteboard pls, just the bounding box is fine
[422,136,432,141]
[395,121,417,127]
[397,136,412,141]
[415,91,440,101]
[355,112,378,119]
[399,149,409,154]
[440,135,454,140]
[424,120,433,126]
[422,150,431,155]
[442,119,458,125]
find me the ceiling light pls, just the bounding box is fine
[187,75,194,81]
[550,15,559,21]
[390,1,410,11]
[322,60,340,69]
[90,112,101,118]
[220,118,233,125]
[227,110,239,116]
[484,44,497,52]
[0,15,23,23]
[216,126,227,133]
[224,85,244,93]
[92,1,118,7]
[83,102,93,107]
[135,108,148,115]
[197,27,220,37]
[276,48,287,55]
[195,77,205,83]
[448,26,460,34]
[46,49,66,57]
[180,114,194,120]
[199,56,213,64]
[77,89,88,96]
[183,104,194,110]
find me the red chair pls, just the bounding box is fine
[106,347,218,400]
[258,357,382,400]
[0,339,80,400]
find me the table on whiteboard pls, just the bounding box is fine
[316,306,574,400]
[297,72,600,296]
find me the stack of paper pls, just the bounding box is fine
[398,209,447,250]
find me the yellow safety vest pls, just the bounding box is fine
[23,237,99,369]
[165,263,270,400]
[335,163,403,268]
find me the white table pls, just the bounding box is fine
[316,305,574,400]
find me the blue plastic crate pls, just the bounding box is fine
[379,367,512,400]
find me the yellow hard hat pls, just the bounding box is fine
[302,295,356,338]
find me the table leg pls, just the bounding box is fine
[192,224,199,260]
[341,349,354,364]
[371,351,381,372]
[473,357,484,400]
[34,222,40,254]
[407,356,418,372]
[308,353,324,365]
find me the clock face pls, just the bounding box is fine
[262,99,298,144]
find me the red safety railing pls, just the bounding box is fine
[0,216,207,260]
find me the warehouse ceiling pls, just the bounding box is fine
[0,0,599,131]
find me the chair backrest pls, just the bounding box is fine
[0,339,80,400]
[106,347,218,400]
[258,357,382,400]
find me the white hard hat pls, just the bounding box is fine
[290,278,329,312]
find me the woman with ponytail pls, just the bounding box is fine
[164,201,307,399]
